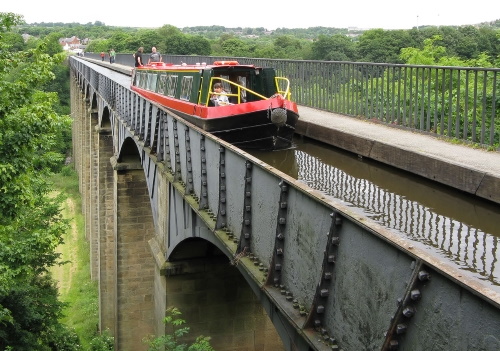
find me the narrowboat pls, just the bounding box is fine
[130,60,299,150]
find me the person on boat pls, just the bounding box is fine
[148,47,162,64]
[211,83,230,106]
[134,47,144,67]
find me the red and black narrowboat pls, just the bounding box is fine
[130,60,299,150]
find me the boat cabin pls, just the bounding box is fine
[132,61,291,107]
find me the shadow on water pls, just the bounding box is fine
[248,136,500,285]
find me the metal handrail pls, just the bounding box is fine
[205,77,269,106]
[85,52,500,149]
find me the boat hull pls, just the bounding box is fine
[132,87,299,150]
[179,109,299,150]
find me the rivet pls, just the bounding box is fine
[402,306,415,318]
[275,264,282,271]
[317,305,325,314]
[246,191,251,197]
[324,272,332,280]
[244,232,250,239]
[328,254,335,263]
[244,219,250,226]
[418,270,431,281]
[388,340,399,350]
[220,210,226,215]
[320,289,329,297]
[331,237,340,245]
[221,172,225,178]
[279,218,286,224]
[245,205,251,211]
[277,233,284,240]
[276,248,283,255]
[246,177,252,183]
[314,319,321,327]
[410,289,421,301]
[280,201,287,208]
[396,323,407,334]
[221,197,226,203]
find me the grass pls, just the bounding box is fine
[50,166,100,350]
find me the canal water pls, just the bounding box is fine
[248,136,500,287]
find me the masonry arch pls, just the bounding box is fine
[164,237,285,351]
[101,105,111,129]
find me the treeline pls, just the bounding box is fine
[13,19,500,65]
[0,12,79,350]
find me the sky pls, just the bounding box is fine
[3,1,500,31]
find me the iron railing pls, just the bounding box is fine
[86,53,500,149]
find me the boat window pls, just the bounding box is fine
[220,75,231,92]
[180,76,193,101]
[136,72,145,89]
[158,74,167,95]
[166,75,178,97]
[237,76,247,102]
[147,73,158,91]
[133,73,139,87]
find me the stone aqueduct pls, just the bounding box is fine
[70,57,500,351]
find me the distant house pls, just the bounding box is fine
[59,36,89,53]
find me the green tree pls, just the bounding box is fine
[357,29,414,63]
[220,37,249,56]
[399,35,446,65]
[0,12,76,350]
[311,34,357,61]
[1,31,25,51]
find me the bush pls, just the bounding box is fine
[143,307,214,351]
[90,329,114,351]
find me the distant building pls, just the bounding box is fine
[59,36,89,53]
[21,33,32,42]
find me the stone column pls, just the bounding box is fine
[113,158,155,351]
[97,127,115,334]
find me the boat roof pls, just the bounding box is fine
[135,60,259,71]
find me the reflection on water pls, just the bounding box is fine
[249,137,500,285]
